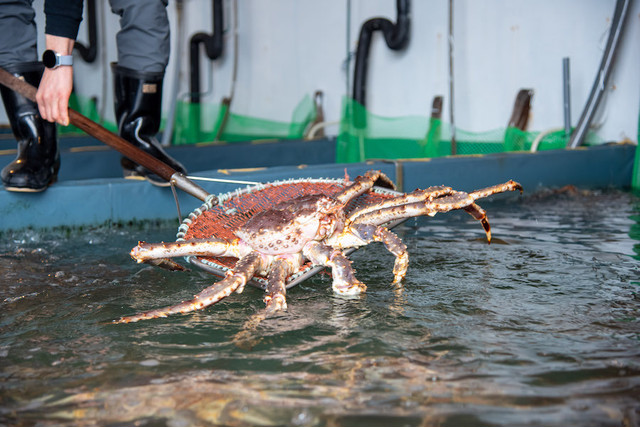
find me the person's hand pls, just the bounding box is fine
[36,35,75,126]
[37,66,73,126]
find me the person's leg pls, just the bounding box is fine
[109,0,184,186]
[0,0,59,192]
[109,0,170,73]
[0,0,38,66]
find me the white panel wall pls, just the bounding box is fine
[3,0,638,143]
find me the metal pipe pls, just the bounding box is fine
[569,0,630,148]
[346,0,352,99]
[562,57,571,139]
[448,0,456,155]
[161,0,185,146]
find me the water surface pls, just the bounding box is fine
[1,189,639,426]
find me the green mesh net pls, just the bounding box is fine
[337,97,603,163]
[173,94,317,144]
[59,93,317,145]
[60,92,610,165]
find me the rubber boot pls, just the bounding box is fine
[0,62,59,192]
[112,63,186,186]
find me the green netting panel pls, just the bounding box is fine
[337,97,602,163]
[173,94,317,144]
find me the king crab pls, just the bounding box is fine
[115,171,522,323]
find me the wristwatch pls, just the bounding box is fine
[42,50,73,69]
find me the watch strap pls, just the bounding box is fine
[57,55,73,66]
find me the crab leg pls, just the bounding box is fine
[334,170,396,204]
[370,226,409,283]
[114,252,264,323]
[304,242,366,295]
[339,223,410,283]
[349,191,474,226]
[469,180,523,200]
[131,238,241,263]
[347,186,453,224]
[264,259,293,313]
[349,180,522,227]
[464,203,492,242]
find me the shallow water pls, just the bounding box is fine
[1,189,639,426]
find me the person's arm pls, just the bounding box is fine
[37,35,75,126]
[36,0,83,126]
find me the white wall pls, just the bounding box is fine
[3,0,638,143]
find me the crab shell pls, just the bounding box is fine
[236,194,345,255]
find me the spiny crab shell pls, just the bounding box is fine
[236,194,345,255]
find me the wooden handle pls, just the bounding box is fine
[0,66,211,201]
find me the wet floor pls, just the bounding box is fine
[1,188,639,426]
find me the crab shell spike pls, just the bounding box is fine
[334,170,396,204]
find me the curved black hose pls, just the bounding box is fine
[189,0,224,103]
[352,0,410,107]
[74,0,97,63]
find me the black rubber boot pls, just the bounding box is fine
[112,63,186,186]
[0,62,59,192]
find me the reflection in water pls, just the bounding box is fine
[1,190,639,426]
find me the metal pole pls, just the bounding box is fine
[562,57,571,139]
[448,0,456,155]
[346,0,352,99]
[569,0,630,148]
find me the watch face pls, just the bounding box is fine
[42,50,57,68]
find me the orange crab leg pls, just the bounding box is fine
[346,185,453,224]
[348,191,475,226]
[371,226,409,283]
[334,170,396,205]
[131,238,242,263]
[469,180,523,200]
[264,259,292,313]
[463,203,492,242]
[342,223,410,283]
[304,242,367,295]
[115,252,264,323]
[349,180,522,230]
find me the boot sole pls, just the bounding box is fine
[3,185,49,193]
[3,174,58,193]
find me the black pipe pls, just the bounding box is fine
[352,0,410,107]
[189,0,224,103]
[74,0,97,63]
